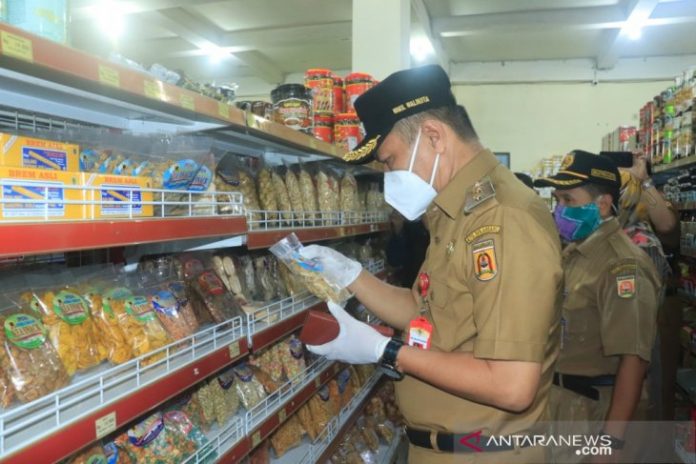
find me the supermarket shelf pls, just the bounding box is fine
[676,441,696,464]
[183,416,249,464]
[0,216,247,258]
[0,23,243,130]
[248,293,324,352]
[377,429,405,464]
[246,210,389,249]
[1,317,248,464]
[653,156,696,174]
[305,370,383,463]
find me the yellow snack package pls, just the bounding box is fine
[83,286,134,365]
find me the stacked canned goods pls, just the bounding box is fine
[305,68,335,143]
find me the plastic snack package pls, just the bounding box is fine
[164,410,216,463]
[336,367,355,408]
[68,444,107,464]
[250,344,283,383]
[269,415,304,458]
[82,283,135,365]
[278,335,306,382]
[257,165,279,227]
[339,171,359,218]
[217,367,241,420]
[253,255,277,303]
[103,439,136,464]
[123,411,198,463]
[297,402,317,440]
[271,233,351,303]
[189,268,242,323]
[144,281,199,341]
[249,364,280,394]
[0,304,71,403]
[284,163,305,222]
[298,162,318,222]
[233,363,267,411]
[26,282,106,376]
[271,167,293,226]
[214,153,260,218]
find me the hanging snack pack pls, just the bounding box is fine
[270,233,351,303]
[284,164,305,222]
[278,335,306,382]
[189,268,242,323]
[0,306,70,403]
[145,283,199,340]
[339,171,359,218]
[83,284,135,365]
[233,363,267,410]
[271,168,293,226]
[121,411,201,463]
[257,165,279,227]
[27,285,107,376]
[215,153,261,218]
[269,415,304,458]
[298,163,318,222]
[104,285,172,365]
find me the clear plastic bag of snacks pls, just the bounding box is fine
[270,233,351,303]
[0,303,71,403]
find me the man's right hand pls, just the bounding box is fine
[300,244,363,288]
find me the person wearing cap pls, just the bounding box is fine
[534,150,660,462]
[301,64,562,463]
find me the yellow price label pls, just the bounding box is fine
[144,80,162,100]
[98,65,120,88]
[95,412,117,439]
[314,377,321,389]
[180,93,195,111]
[278,408,287,423]
[245,111,258,128]
[218,102,230,119]
[1,31,33,62]
[228,341,240,359]
[251,431,262,448]
[309,138,318,149]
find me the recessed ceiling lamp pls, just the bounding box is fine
[410,36,435,62]
[203,45,229,64]
[90,1,128,40]
[624,21,643,40]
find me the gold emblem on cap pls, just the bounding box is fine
[343,135,381,162]
[560,154,574,171]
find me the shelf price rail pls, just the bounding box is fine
[0,317,246,463]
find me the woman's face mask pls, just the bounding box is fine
[553,201,602,242]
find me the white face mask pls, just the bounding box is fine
[384,128,440,221]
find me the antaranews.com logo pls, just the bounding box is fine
[458,430,613,456]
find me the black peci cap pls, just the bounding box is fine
[534,150,620,191]
[342,64,457,164]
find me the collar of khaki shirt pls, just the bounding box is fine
[432,148,500,219]
[563,216,621,258]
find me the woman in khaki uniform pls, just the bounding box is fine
[302,65,563,463]
[534,151,661,463]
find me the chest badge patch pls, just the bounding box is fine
[617,275,636,298]
[472,239,498,281]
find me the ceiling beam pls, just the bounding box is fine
[411,0,450,70]
[143,7,284,84]
[70,0,222,20]
[596,0,659,70]
[433,1,696,37]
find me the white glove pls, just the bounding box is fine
[300,244,362,288]
[307,302,390,364]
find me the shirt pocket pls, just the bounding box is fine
[428,278,474,352]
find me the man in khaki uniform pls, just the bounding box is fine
[302,65,562,463]
[534,151,660,462]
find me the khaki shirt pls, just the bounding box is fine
[557,218,660,376]
[395,149,563,436]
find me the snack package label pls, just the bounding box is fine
[318,384,330,401]
[198,271,225,296]
[112,158,133,176]
[80,149,99,172]
[151,290,180,316]
[4,313,47,349]
[128,414,165,447]
[336,368,351,394]
[99,184,143,216]
[53,290,89,325]
[126,296,156,323]
[162,159,198,190]
[233,364,253,382]
[103,287,133,315]
[1,179,65,217]
[21,147,68,170]
[289,337,304,359]
[168,282,189,304]
[218,370,236,390]
[188,164,213,192]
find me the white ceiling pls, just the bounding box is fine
[68,0,696,93]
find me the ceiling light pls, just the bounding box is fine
[410,36,434,63]
[623,20,644,40]
[204,46,229,64]
[90,1,127,40]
